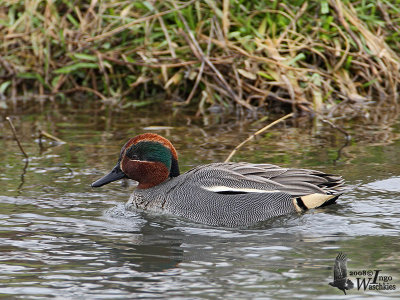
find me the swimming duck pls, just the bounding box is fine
[92,133,344,227]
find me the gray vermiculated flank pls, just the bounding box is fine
[126,162,344,227]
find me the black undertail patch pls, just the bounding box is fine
[318,194,340,207]
[295,197,308,211]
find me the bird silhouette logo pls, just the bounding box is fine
[329,252,354,294]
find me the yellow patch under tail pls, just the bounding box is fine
[293,193,338,212]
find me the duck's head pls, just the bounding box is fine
[91,133,180,189]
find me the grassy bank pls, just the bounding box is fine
[1,0,399,120]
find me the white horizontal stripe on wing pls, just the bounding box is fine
[202,186,281,193]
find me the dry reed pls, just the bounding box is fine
[0,0,399,121]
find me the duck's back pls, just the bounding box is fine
[127,162,343,227]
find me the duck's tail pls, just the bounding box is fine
[293,193,340,212]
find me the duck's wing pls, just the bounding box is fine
[154,163,340,226]
[187,162,344,197]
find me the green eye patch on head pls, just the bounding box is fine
[126,141,173,171]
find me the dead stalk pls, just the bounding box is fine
[320,119,351,141]
[225,113,294,162]
[38,130,66,144]
[5,117,29,159]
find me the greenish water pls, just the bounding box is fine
[1,109,400,299]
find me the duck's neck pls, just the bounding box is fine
[170,156,180,177]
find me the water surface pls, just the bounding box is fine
[1,109,399,299]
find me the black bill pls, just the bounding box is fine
[91,164,127,187]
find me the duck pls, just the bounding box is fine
[92,133,344,227]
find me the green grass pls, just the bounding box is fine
[0,0,399,120]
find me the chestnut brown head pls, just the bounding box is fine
[91,133,180,189]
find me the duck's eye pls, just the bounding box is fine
[127,154,139,160]
[125,146,140,160]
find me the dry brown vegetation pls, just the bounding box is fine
[1,0,399,121]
